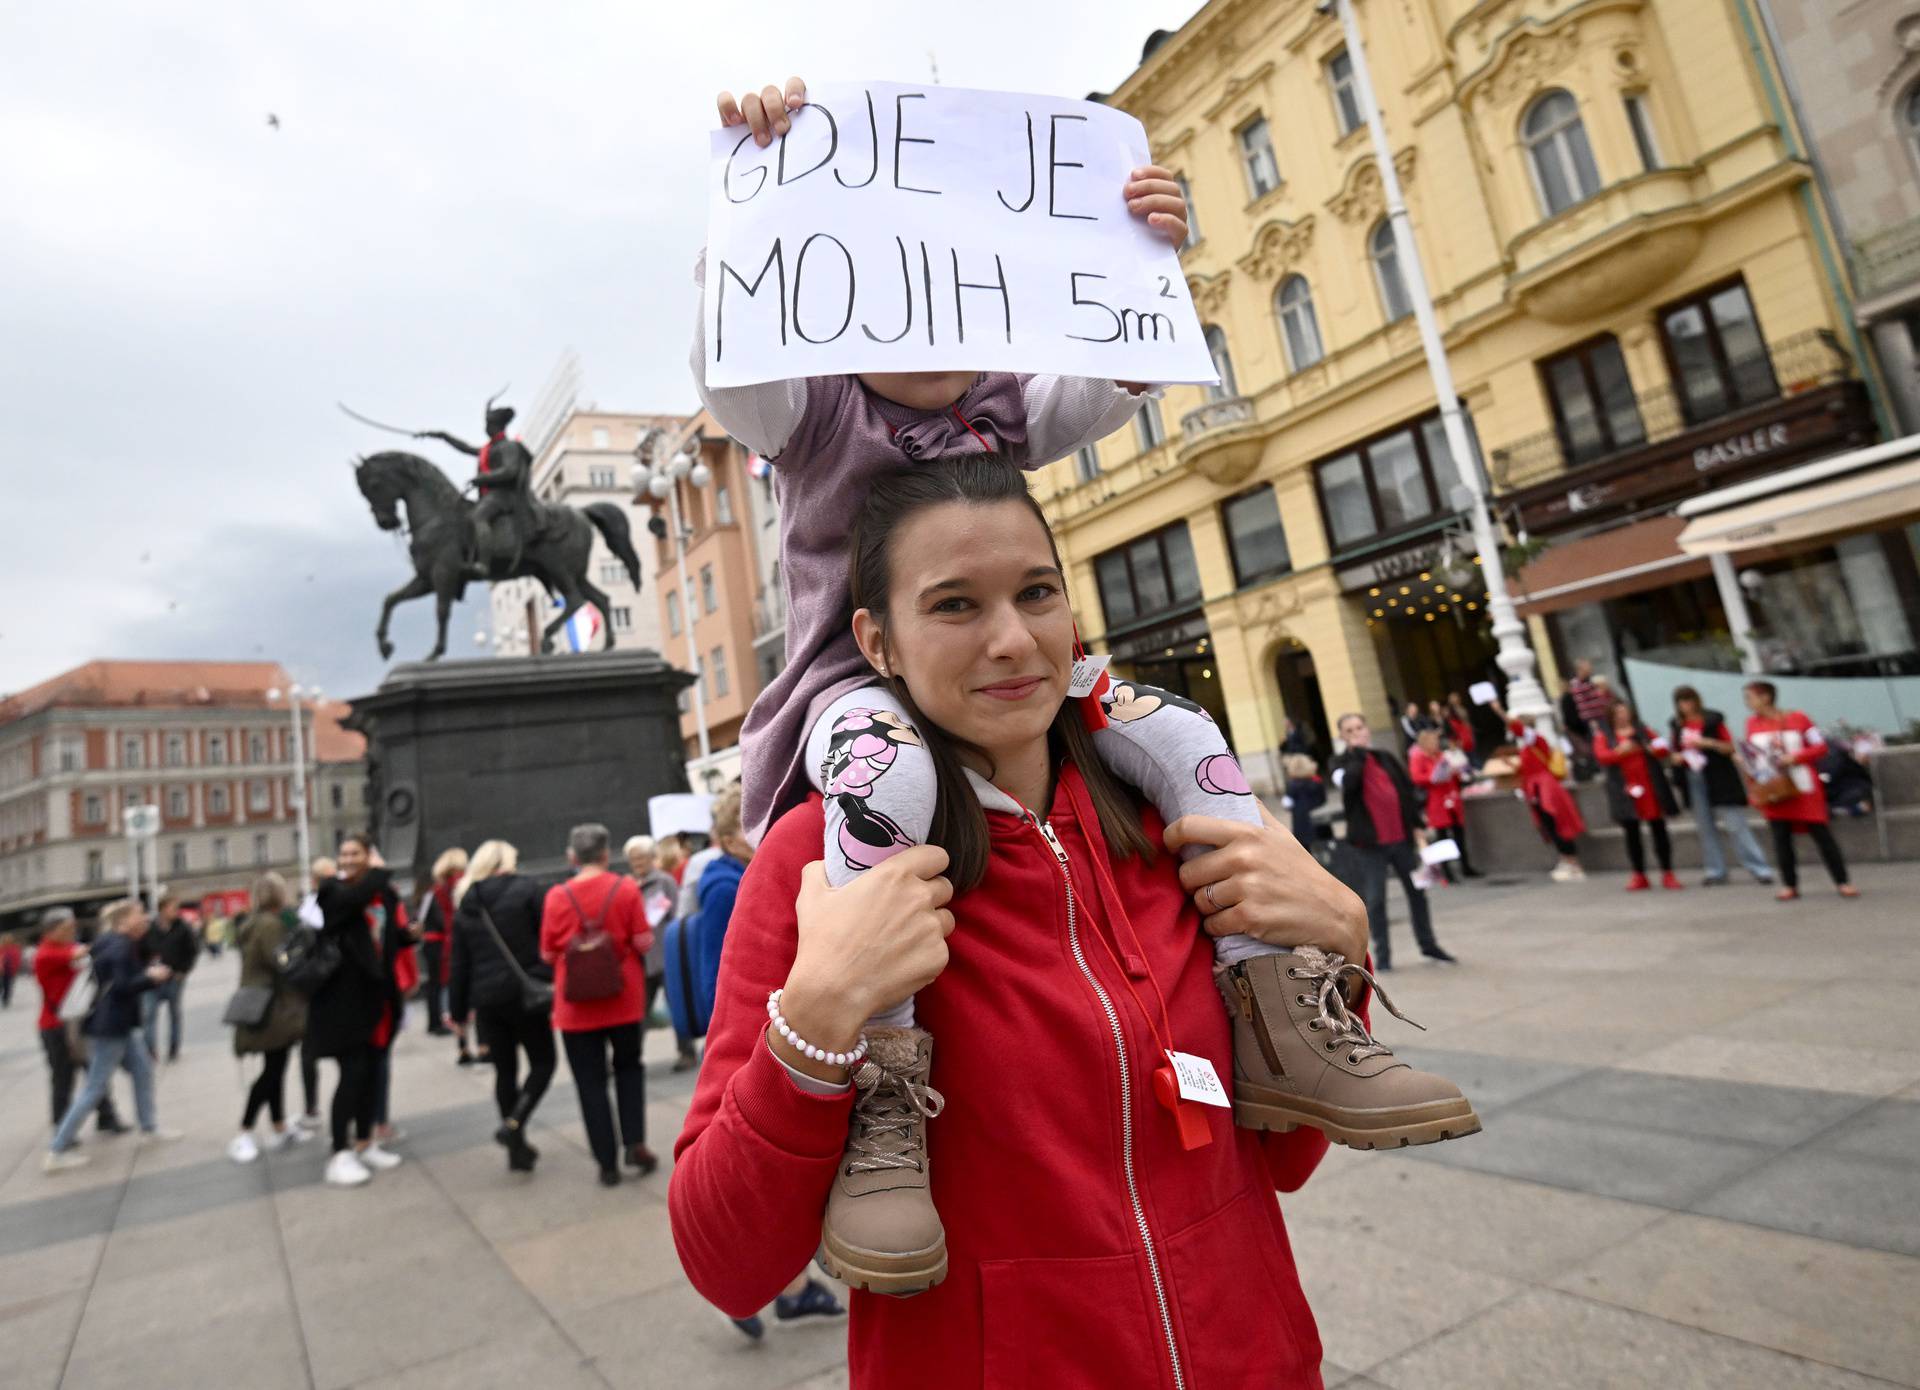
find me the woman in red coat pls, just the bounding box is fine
[672,461,1384,1389]
[1591,698,1683,891]
[1493,703,1585,881]
[1742,681,1858,902]
[1407,726,1477,880]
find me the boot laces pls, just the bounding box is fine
[845,1059,945,1176]
[1289,949,1425,1064]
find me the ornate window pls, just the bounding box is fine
[1205,325,1238,400]
[1327,50,1362,136]
[1276,276,1325,371]
[1523,90,1601,216]
[1369,221,1411,322]
[1133,397,1166,453]
[1237,117,1280,199]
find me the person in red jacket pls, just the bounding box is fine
[32,909,124,1136]
[1493,702,1586,881]
[671,459,1441,1390]
[542,823,655,1185]
[1742,681,1858,902]
[0,932,20,1008]
[1592,698,1684,891]
[1406,725,1479,881]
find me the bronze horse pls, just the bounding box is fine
[354,451,642,660]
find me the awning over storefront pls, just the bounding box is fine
[1675,432,1920,555]
[1512,512,1710,618]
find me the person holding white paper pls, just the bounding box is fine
[692,76,1374,1295]
[1407,726,1480,881]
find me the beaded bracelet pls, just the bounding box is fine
[766,989,869,1070]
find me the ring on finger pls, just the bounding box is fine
[1201,882,1219,913]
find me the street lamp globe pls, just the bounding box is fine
[630,462,652,492]
[668,452,694,481]
[689,461,713,490]
[648,474,672,500]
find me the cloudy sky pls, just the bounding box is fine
[1,0,1196,700]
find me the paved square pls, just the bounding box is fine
[2,864,1916,1388]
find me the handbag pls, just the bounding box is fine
[1739,742,1800,806]
[561,882,625,1004]
[473,901,555,1014]
[222,984,274,1028]
[276,929,340,996]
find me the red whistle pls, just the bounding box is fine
[1153,1064,1214,1151]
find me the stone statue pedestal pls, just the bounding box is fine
[345,651,694,886]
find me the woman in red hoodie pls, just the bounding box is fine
[1591,697,1683,892]
[672,459,1383,1389]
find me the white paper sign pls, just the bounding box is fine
[1165,1050,1232,1108]
[704,82,1220,388]
[647,793,713,839]
[1468,681,1499,706]
[1420,837,1461,866]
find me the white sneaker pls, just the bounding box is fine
[265,1127,306,1150]
[227,1132,260,1165]
[325,1150,372,1187]
[138,1127,184,1145]
[294,1113,321,1135]
[43,1150,90,1175]
[358,1143,403,1171]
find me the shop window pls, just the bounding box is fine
[1134,397,1166,452]
[1313,408,1473,552]
[1276,276,1325,371]
[1523,90,1601,217]
[1222,487,1292,587]
[1327,50,1362,136]
[1205,325,1238,400]
[1541,335,1646,465]
[1175,173,1200,247]
[1237,116,1280,199]
[1095,522,1202,630]
[1659,280,1777,425]
[1074,445,1102,482]
[1624,93,1662,172]
[1369,221,1411,322]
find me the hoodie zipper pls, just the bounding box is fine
[1035,817,1187,1390]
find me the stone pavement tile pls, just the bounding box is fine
[0,1232,98,1309]
[1692,1146,1920,1258]
[1401,1109,1772,1209]
[494,1201,685,1317]
[1473,975,1798,1040]
[1549,1211,1920,1385]
[1443,1016,1687,1068]
[426,1142,656,1247]
[778,1367,850,1390]
[561,1275,848,1390]
[1288,1222,1524,1374]
[0,1288,87,1390]
[1285,1155,1666,1284]
[63,1240,307,1390]
[1368,1288,1891,1390]
[1819,1096,1920,1161]
[1616,1035,1920,1099]
[1715,979,1920,1053]
[92,1192,282,1284]
[1516,1067,1872,1147]
[1378,1046,1589,1113]
[0,1180,121,1260]
[344,1319,607,1390]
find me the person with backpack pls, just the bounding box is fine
[542,822,654,1186]
[227,872,313,1164]
[450,839,555,1173]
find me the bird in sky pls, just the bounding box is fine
[266,113,281,130]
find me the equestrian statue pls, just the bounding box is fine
[348,393,643,661]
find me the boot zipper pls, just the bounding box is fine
[1233,973,1286,1078]
[1035,817,1187,1390]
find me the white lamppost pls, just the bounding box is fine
[267,683,317,894]
[1327,0,1553,725]
[633,440,715,784]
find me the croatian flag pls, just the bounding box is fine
[747,453,770,480]
[554,597,603,653]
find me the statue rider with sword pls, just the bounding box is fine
[415,398,536,577]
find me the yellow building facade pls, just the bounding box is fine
[1031,0,1876,792]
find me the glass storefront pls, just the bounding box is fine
[1105,611,1234,744]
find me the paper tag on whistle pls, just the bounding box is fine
[1068,654,1111,698]
[1164,1050,1232,1108]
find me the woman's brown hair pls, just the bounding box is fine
[848,457,1152,893]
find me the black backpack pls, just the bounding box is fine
[275,929,340,996]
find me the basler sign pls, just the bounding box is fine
[702,82,1219,388]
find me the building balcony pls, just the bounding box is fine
[1508,169,1717,325]
[1176,395,1267,488]
[1852,216,1920,307]
[1490,330,1871,532]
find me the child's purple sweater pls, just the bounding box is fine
[691,277,1149,842]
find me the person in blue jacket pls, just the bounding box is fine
[46,899,182,1172]
[689,785,753,1029]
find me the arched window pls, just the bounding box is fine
[1205,325,1238,400]
[1523,89,1601,216]
[1276,276,1325,371]
[1370,220,1411,322]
